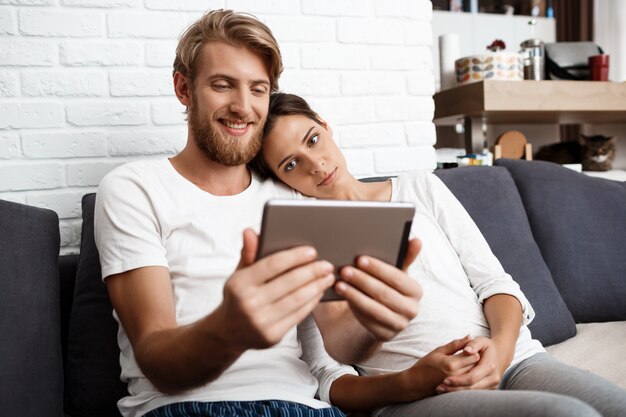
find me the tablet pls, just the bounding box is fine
[256,199,415,301]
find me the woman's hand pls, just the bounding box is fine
[436,335,515,393]
[397,335,480,401]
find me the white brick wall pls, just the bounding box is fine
[0,0,436,253]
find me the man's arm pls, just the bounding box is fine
[106,230,335,394]
[106,266,241,394]
[436,294,522,393]
[312,239,423,364]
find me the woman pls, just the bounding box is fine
[250,93,626,417]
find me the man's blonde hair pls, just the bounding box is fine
[173,9,283,91]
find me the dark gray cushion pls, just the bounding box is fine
[64,194,126,417]
[435,166,576,346]
[496,159,626,323]
[0,199,63,417]
[59,254,78,364]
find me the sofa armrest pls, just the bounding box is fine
[0,199,63,417]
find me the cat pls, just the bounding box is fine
[534,135,616,171]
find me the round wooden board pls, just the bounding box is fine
[496,131,528,159]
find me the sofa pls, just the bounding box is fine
[1,158,625,417]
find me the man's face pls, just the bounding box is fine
[188,42,271,166]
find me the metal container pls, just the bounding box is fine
[520,38,545,80]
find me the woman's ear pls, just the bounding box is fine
[173,71,192,107]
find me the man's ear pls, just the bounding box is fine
[173,71,192,107]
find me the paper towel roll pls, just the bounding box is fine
[439,33,460,90]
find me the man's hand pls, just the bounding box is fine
[218,228,335,350]
[106,228,334,394]
[435,336,513,393]
[334,238,423,341]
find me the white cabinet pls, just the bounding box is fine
[432,11,556,90]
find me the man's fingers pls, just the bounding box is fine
[401,238,421,272]
[270,295,327,342]
[250,245,318,284]
[349,256,422,300]
[237,228,259,270]
[335,281,408,340]
[261,260,334,304]
[339,262,421,320]
[266,273,335,325]
[253,275,335,346]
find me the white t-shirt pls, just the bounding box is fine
[94,159,328,417]
[301,170,545,405]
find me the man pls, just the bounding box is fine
[95,10,422,417]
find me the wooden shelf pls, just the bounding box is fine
[433,80,626,153]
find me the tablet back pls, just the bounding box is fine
[257,199,415,301]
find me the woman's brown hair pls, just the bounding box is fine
[250,92,324,179]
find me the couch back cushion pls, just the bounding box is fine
[64,193,126,417]
[0,200,63,417]
[435,166,576,346]
[496,159,626,323]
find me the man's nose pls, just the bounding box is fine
[228,89,251,116]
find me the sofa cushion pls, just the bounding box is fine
[435,166,576,346]
[495,159,626,323]
[59,254,78,364]
[64,194,126,417]
[546,321,626,391]
[0,200,63,417]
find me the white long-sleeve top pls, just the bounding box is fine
[300,170,545,405]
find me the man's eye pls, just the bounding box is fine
[308,135,319,146]
[213,84,230,90]
[252,86,268,95]
[285,160,298,172]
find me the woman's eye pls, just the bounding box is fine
[308,134,319,146]
[285,160,298,172]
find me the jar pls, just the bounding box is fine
[520,38,545,80]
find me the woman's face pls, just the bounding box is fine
[262,114,348,198]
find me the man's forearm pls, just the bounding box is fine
[106,267,247,394]
[133,305,245,394]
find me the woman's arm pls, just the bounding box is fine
[328,336,479,412]
[436,294,522,393]
[422,173,535,325]
[299,315,477,411]
[483,293,524,366]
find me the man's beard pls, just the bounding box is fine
[188,101,264,167]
